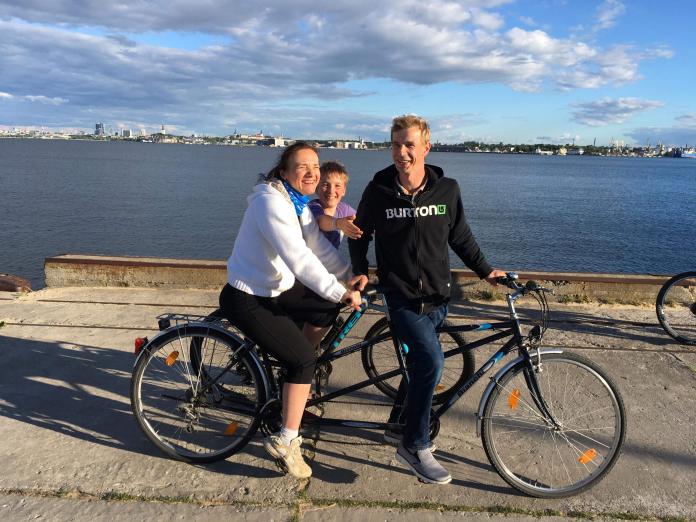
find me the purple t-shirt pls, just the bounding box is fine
[308,200,356,249]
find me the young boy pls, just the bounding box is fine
[309,161,362,248]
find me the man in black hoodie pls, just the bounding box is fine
[349,114,505,484]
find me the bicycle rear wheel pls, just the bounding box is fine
[130,326,267,463]
[361,317,474,405]
[656,272,696,345]
[481,352,625,498]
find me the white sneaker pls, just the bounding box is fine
[263,434,312,479]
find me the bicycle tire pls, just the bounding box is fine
[481,352,626,498]
[656,271,696,346]
[361,317,474,405]
[130,326,268,463]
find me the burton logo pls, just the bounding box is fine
[385,205,447,219]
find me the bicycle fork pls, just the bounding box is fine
[475,348,564,437]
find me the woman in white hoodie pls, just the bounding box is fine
[220,142,366,478]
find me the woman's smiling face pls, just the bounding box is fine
[281,148,320,195]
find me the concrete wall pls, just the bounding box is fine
[45,254,674,304]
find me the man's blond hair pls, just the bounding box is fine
[391,114,430,145]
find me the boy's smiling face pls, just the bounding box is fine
[318,172,346,210]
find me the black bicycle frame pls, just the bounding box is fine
[300,298,537,431]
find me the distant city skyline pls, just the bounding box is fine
[1,1,694,146]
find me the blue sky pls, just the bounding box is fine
[1,0,694,146]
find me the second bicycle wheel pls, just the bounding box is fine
[656,271,696,345]
[130,326,268,463]
[481,352,625,498]
[361,317,474,405]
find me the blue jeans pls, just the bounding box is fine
[386,293,448,451]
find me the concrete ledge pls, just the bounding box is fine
[45,254,676,304]
[450,269,671,304]
[45,254,227,290]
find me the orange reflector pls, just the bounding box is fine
[224,422,239,436]
[165,351,179,366]
[435,384,446,392]
[578,449,597,464]
[507,389,521,409]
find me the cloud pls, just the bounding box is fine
[429,113,488,143]
[595,0,626,31]
[627,113,696,147]
[0,2,673,136]
[535,133,580,144]
[24,95,69,105]
[675,113,696,126]
[571,97,664,126]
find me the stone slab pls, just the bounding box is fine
[0,493,292,522]
[1,287,695,520]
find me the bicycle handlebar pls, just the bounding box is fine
[496,272,553,296]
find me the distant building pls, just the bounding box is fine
[95,122,105,136]
[334,139,367,149]
[121,129,132,138]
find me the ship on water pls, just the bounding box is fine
[674,147,696,158]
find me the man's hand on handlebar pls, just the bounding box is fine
[484,269,508,286]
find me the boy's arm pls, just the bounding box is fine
[316,214,336,232]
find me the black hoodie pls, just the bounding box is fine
[349,164,493,304]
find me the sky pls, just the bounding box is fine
[1,0,694,146]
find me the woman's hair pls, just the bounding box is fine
[320,160,349,183]
[265,141,318,181]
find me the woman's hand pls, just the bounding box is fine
[336,216,363,239]
[341,289,362,311]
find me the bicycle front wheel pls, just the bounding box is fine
[656,272,696,345]
[130,326,267,463]
[481,352,625,498]
[361,317,474,405]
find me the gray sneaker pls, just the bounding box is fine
[396,443,451,484]
[384,429,437,452]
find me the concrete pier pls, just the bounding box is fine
[1,277,695,520]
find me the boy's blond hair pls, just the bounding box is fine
[391,114,430,145]
[320,160,349,183]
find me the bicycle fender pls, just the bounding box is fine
[131,323,248,370]
[475,348,564,437]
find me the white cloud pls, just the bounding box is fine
[24,95,69,105]
[595,0,626,31]
[571,97,664,126]
[0,91,14,99]
[0,2,673,136]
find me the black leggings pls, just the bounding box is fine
[219,282,341,384]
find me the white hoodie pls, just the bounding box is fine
[227,179,351,302]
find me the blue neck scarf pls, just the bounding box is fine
[282,180,311,216]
